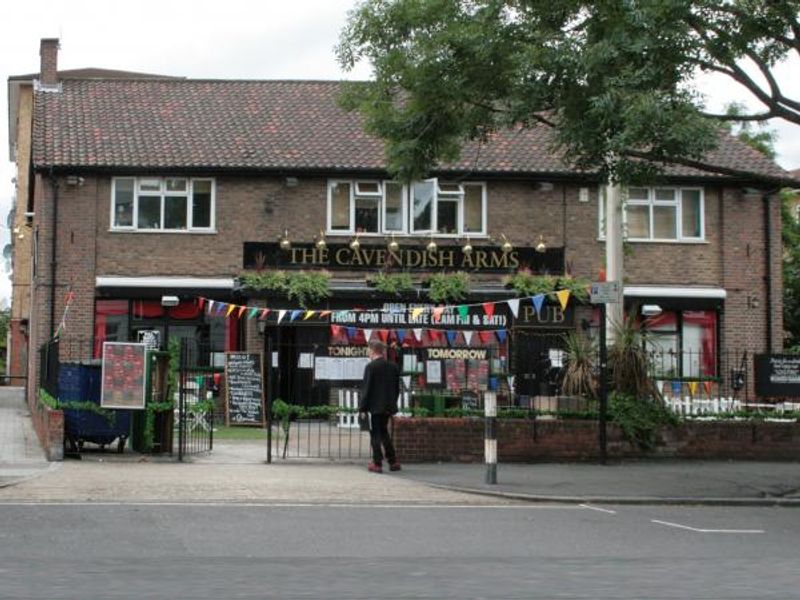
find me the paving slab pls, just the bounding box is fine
[0,387,51,488]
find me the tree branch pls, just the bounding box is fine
[702,111,775,122]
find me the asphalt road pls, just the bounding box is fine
[0,502,796,599]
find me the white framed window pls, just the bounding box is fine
[598,186,704,241]
[111,177,215,232]
[328,179,486,236]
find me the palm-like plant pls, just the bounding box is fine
[608,315,661,400]
[561,332,597,399]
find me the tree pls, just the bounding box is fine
[722,102,778,159]
[338,0,799,184]
[782,190,800,350]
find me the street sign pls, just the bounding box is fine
[590,281,622,305]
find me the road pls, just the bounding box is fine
[0,502,796,599]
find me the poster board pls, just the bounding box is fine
[755,354,800,397]
[100,342,147,409]
[224,352,266,426]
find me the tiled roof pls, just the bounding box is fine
[32,79,789,181]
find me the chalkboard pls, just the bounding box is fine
[755,354,800,397]
[101,342,147,409]
[224,352,265,426]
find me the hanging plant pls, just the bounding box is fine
[425,272,471,303]
[239,270,331,308]
[366,272,415,296]
[503,270,590,302]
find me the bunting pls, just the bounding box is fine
[260,308,270,319]
[278,309,288,323]
[347,327,357,339]
[216,302,226,316]
[303,310,315,320]
[432,306,445,323]
[496,330,507,343]
[331,325,342,337]
[290,310,302,322]
[413,328,423,341]
[463,330,474,346]
[446,331,458,346]
[506,298,519,318]
[556,289,571,311]
[703,381,713,396]
[198,297,205,311]
[688,381,698,397]
[248,307,259,319]
[411,307,425,320]
[226,304,236,318]
[396,330,407,344]
[457,305,469,320]
[363,329,373,342]
[532,294,545,317]
[377,329,389,343]
[237,306,247,319]
[482,302,495,319]
[207,299,215,314]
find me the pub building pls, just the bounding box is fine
[8,39,795,413]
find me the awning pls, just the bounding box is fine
[96,276,234,289]
[624,285,726,300]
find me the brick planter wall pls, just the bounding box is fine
[30,399,64,461]
[393,417,800,463]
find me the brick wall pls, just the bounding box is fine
[393,417,800,462]
[30,399,63,461]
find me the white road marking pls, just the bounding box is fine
[579,504,617,514]
[651,519,764,534]
[0,501,590,510]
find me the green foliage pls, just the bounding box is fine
[367,272,415,295]
[504,272,590,301]
[38,388,116,425]
[609,392,677,450]
[782,190,800,351]
[561,332,597,400]
[239,270,331,308]
[721,102,778,159]
[425,272,470,303]
[609,315,661,400]
[338,1,797,185]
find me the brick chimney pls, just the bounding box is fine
[39,38,60,87]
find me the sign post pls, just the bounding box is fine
[590,281,622,465]
[484,390,497,484]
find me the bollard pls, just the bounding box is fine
[484,390,497,484]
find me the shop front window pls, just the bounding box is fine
[94,300,130,358]
[643,309,717,378]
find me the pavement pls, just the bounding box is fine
[0,387,54,489]
[396,460,800,506]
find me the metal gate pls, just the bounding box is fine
[177,339,215,460]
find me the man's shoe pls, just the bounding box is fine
[367,462,383,473]
[389,462,402,472]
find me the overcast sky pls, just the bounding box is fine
[1,0,799,304]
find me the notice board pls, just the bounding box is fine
[100,342,147,409]
[224,352,265,426]
[754,354,800,397]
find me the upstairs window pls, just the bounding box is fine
[328,179,486,236]
[111,177,215,232]
[599,186,704,241]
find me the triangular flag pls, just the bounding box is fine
[402,375,412,390]
[463,331,474,345]
[237,306,247,318]
[457,305,469,320]
[377,329,389,343]
[507,375,515,391]
[482,302,495,319]
[319,310,331,318]
[432,307,445,323]
[688,381,698,396]
[290,310,302,321]
[278,309,288,323]
[346,327,357,339]
[198,297,205,311]
[248,307,259,319]
[496,329,507,343]
[216,302,226,316]
[532,294,545,317]
[411,307,424,320]
[331,325,342,337]
[446,331,457,346]
[226,304,236,318]
[703,381,713,396]
[363,328,373,342]
[396,330,407,344]
[506,298,520,318]
[207,299,215,314]
[556,289,571,311]
[303,310,315,320]
[479,331,493,344]
[413,328,423,341]
[259,308,270,319]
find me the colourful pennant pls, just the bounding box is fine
[457,305,469,320]
[377,329,389,343]
[463,330,474,345]
[331,325,342,337]
[496,329,507,343]
[207,299,215,314]
[216,302,226,316]
[688,381,698,396]
[432,307,445,323]
[237,306,247,319]
[482,303,495,319]
[506,298,519,318]
[532,294,545,317]
[413,328,423,341]
[226,304,236,318]
[198,297,205,311]
[703,381,713,396]
[446,331,457,346]
[363,329,373,342]
[478,331,493,344]
[346,327,357,339]
[259,308,270,319]
[278,309,288,323]
[248,307,259,319]
[556,289,571,311]
[303,310,315,320]
[319,310,331,318]
[290,310,302,321]
[411,307,425,320]
[396,330,407,344]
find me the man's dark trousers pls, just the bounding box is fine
[370,413,396,465]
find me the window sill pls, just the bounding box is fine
[109,228,218,235]
[326,232,489,239]
[596,238,708,245]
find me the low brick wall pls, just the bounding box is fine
[30,397,64,461]
[393,417,800,462]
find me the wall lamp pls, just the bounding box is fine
[535,235,547,253]
[349,234,361,252]
[426,234,437,253]
[279,228,291,251]
[387,233,399,253]
[461,236,473,255]
[315,230,327,251]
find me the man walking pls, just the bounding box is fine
[359,339,401,473]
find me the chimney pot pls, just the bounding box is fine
[39,38,60,87]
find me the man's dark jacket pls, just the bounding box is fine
[360,357,400,415]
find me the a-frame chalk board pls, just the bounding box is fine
[224,352,265,426]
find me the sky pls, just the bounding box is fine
[1,0,799,305]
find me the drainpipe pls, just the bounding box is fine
[48,171,59,338]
